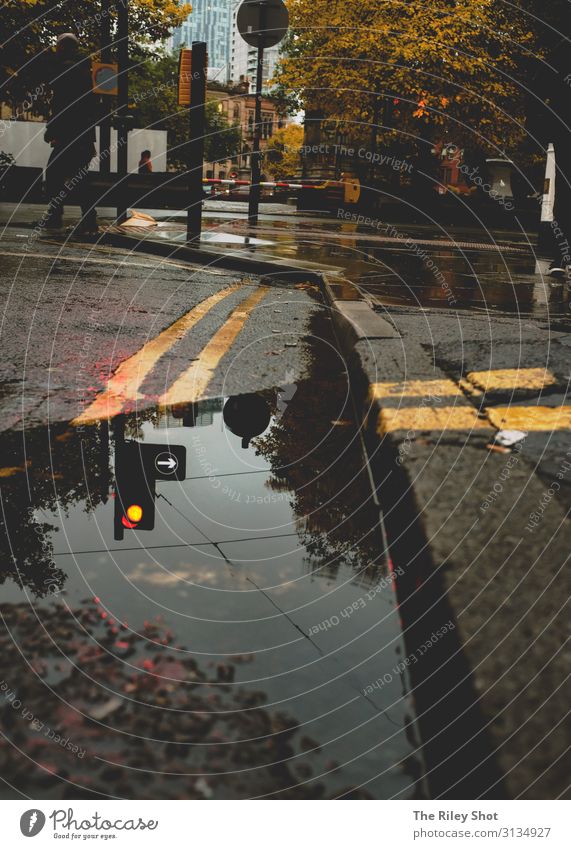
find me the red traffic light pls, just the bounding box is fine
[121,503,143,528]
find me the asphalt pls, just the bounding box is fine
[0,224,320,432]
[323,278,570,799]
[1,202,569,800]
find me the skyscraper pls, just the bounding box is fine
[170,0,231,79]
[228,0,283,91]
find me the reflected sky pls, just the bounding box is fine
[0,326,423,799]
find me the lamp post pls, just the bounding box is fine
[236,0,288,225]
[186,41,208,242]
[116,0,129,223]
[99,0,111,176]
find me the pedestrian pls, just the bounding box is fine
[43,33,98,236]
[138,150,153,174]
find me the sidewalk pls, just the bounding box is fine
[322,276,570,799]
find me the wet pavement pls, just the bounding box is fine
[0,315,424,799]
[113,206,570,318]
[1,201,569,800]
[200,215,569,318]
[4,201,568,319]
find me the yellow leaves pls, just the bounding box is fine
[412,93,430,119]
[132,0,191,26]
[276,0,533,152]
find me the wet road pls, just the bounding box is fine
[0,316,423,799]
[147,203,569,319]
[0,225,317,430]
[0,218,425,798]
[1,204,568,800]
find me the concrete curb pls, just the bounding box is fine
[99,230,323,283]
[318,273,569,801]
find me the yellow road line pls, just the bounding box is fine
[487,406,571,431]
[378,403,571,434]
[159,286,270,407]
[377,406,492,434]
[73,285,241,424]
[371,379,463,399]
[467,368,556,392]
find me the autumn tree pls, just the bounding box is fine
[263,123,304,179]
[276,0,537,161]
[1,0,190,110]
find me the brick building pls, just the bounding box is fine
[205,82,287,179]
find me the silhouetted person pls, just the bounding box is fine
[138,149,153,174]
[43,33,97,235]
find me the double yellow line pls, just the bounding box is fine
[73,285,269,425]
[372,369,571,434]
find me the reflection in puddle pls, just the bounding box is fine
[203,215,566,316]
[0,326,423,798]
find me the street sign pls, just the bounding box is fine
[144,443,186,482]
[92,62,118,95]
[178,47,208,107]
[155,452,178,474]
[178,48,192,106]
[153,449,184,479]
[236,0,289,48]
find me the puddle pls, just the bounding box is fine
[0,321,423,799]
[201,215,569,317]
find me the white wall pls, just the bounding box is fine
[0,121,167,172]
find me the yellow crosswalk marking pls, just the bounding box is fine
[372,371,570,435]
[159,286,270,407]
[467,368,556,392]
[371,379,463,399]
[73,285,241,424]
[377,406,492,434]
[486,406,571,431]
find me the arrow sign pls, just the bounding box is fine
[154,450,183,478]
[157,456,177,470]
[140,444,187,481]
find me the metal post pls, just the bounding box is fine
[99,0,111,176]
[248,13,265,225]
[116,0,129,223]
[112,415,125,541]
[186,41,207,242]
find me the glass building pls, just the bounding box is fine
[171,0,231,79]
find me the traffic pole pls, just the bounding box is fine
[248,11,265,226]
[99,0,111,177]
[116,0,129,223]
[186,41,207,243]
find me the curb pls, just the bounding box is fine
[319,272,505,799]
[99,230,323,283]
[318,273,569,801]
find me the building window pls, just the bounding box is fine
[261,112,273,139]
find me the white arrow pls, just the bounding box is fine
[157,457,177,469]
